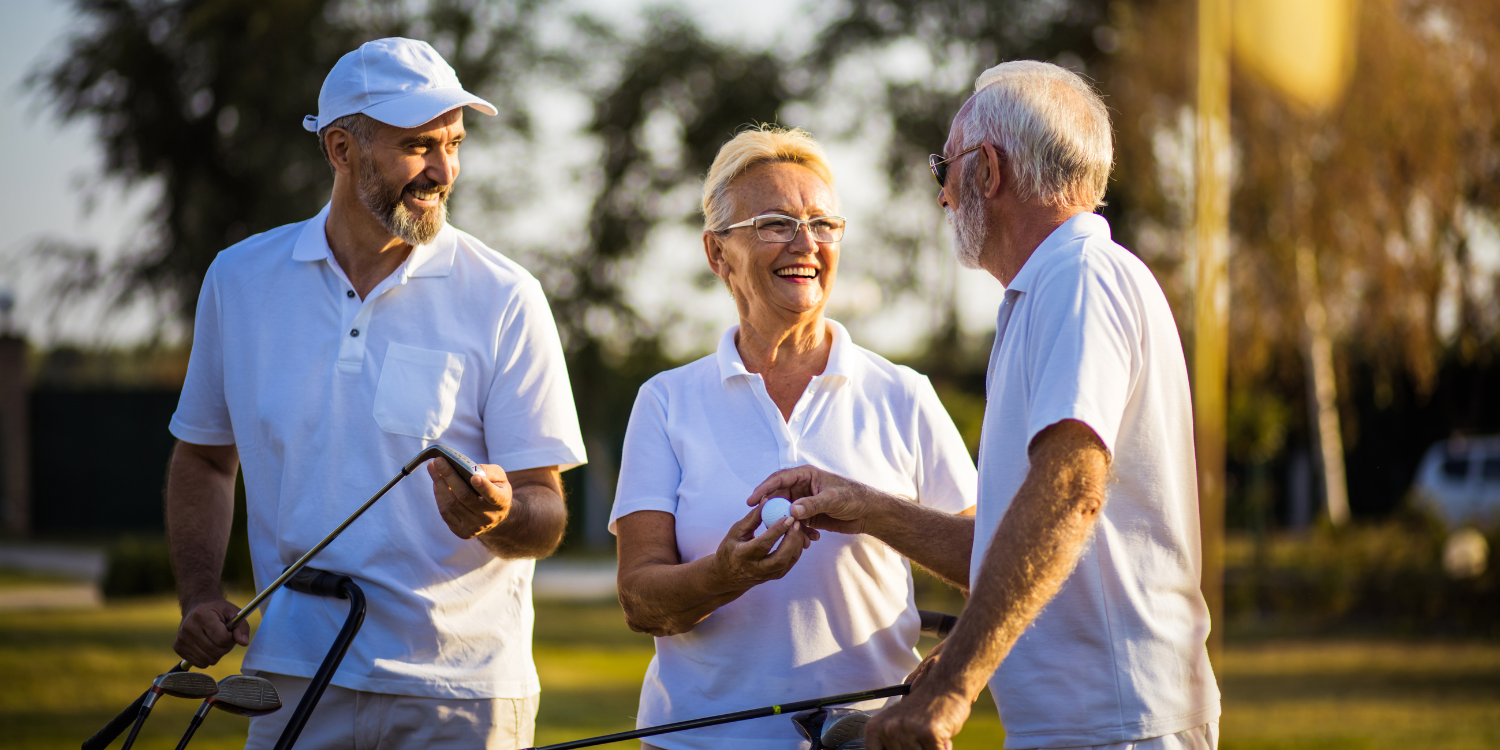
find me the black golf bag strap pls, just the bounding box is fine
[284,567,352,599]
[917,610,958,640]
[272,570,366,750]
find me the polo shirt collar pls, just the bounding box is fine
[715,318,861,384]
[1004,211,1110,294]
[291,202,458,279]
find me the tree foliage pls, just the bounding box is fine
[550,11,790,350]
[32,0,548,319]
[1112,0,1500,415]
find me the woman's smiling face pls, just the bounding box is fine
[706,161,840,322]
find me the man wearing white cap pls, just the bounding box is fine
[165,38,587,749]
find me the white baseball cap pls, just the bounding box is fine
[302,37,497,133]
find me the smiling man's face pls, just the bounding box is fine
[356,108,465,246]
[713,161,841,321]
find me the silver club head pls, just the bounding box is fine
[405,444,479,484]
[209,675,282,717]
[152,671,220,699]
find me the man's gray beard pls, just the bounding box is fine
[946,166,987,270]
[357,158,447,246]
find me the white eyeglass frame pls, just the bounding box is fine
[720,213,848,243]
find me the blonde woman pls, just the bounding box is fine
[609,126,978,749]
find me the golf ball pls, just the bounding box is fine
[761,497,793,529]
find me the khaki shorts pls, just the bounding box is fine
[1053,721,1219,750]
[245,672,539,750]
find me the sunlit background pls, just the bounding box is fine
[1,1,1498,748]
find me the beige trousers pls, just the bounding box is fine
[1055,721,1219,750]
[245,672,538,750]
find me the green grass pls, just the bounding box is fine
[0,595,1496,749]
[0,568,84,588]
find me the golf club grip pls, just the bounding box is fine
[285,567,350,598]
[525,683,911,750]
[918,610,958,640]
[83,663,189,750]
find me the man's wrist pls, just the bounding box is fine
[858,488,906,538]
[911,669,978,707]
[178,585,226,613]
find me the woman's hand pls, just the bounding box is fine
[713,502,815,590]
[616,505,816,636]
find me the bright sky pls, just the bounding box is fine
[1,0,1005,356]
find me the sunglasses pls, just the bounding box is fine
[928,143,984,188]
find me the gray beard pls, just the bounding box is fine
[358,158,447,247]
[946,166,987,270]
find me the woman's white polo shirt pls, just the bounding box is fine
[170,204,586,699]
[609,321,977,750]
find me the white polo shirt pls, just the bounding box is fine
[610,321,977,750]
[170,204,586,699]
[972,212,1219,748]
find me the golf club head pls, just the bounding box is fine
[152,671,220,700]
[406,444,479,485]
[209,675,282,717]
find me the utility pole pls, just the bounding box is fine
[1193,0,1231,664]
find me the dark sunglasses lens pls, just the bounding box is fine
[929,154,946,187]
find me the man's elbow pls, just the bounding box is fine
[1076,483,1106,520]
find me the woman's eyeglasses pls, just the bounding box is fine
[720,214,847,243]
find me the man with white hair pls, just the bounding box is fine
[166,38,585,748]
[866,61,1220,749]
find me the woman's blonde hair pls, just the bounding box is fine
[701,125,837,232]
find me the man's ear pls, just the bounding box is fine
[325,127,356,177]
[979,142,1005,200]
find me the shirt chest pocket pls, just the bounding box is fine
[373,343,466,439]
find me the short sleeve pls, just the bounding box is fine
[608,383,683,534]
[912,377,978,513]
[1024,256,1138,457]
[169,264,235,445]
[483,280,587,471]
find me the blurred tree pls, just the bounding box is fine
[1112,0,1500,510]
[550,10,790,352]
[802,0,1111,381]
[30,0,549,321]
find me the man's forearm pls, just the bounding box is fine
[165,441,240,611]
[922,421,1109,700]
[478,482,567,559]
[863,498,974,590]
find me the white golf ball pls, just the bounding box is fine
[760,497,793,529]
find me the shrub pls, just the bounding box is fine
[102,535,176,598]
[1225,513,1500,636]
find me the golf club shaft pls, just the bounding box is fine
[118,698,156,750]
[182,465,413,658]
[173,713,206,750]
[525,684,912,750]
[83,665,188,750]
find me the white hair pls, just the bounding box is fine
[702,125,838,232]
[959,60,1113,210]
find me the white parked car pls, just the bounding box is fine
[1413,436,1500,529]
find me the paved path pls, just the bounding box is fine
[0,543,616,609]
[533,559,617,601]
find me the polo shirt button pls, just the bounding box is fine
[350,329,359,337]
[346,290,355,298]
